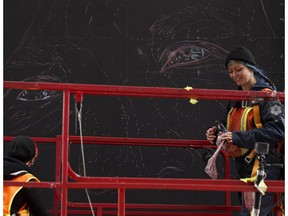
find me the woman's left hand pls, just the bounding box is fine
[218,131,233,144]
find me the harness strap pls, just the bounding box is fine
[250,103,263,177]
[252,103,263,129]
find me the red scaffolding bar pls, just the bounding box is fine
[4,81,284,101]
[3,81,284,216]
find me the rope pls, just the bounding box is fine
[75,102,96,216]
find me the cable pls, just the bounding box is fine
[75,102,96,216]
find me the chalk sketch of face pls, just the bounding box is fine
[146,2,283,87]
[4,75,63,136]
[146,7,240,89]
[4,1,283,200]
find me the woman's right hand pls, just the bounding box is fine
[206,126,217,144]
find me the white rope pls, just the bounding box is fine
[76,103,96,216]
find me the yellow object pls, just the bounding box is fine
[240,176,267,194]
[184,86,198,104]
[258,179,267,193]
[240,175,257,183]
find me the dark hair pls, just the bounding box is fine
[242,62,276,91]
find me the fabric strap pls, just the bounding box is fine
[250,103,263,177]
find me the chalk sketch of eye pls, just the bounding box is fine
[159,41,228,72]
[14,75,62,102]
[17,89,56,101]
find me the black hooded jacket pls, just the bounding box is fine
[224,79,284,180]
[4,156,49,216]
[228,79,284,150]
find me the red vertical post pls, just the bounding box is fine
[54,136,62,216]
[97,207,102,216]
[222,149,231,216]
[118,188,126,216]
[61,90,70,216]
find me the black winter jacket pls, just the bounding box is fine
[4,156,49,216]
[228,80,284,151]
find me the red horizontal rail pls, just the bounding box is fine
[3,136,57,143]
[52,209,233,216]
[61,203,241,216]
[4,136,209,146]
[68,135,211,147]
[4,81,284,101]
[3,179,284,193]
[66,203,240,211]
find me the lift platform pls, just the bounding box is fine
[4,81,285,215]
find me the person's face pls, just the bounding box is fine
[227,61,256,90]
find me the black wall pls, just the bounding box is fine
[4,0,284,213]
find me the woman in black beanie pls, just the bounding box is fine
[4,136,50,216]
[206,46,284,215]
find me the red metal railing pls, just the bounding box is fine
[4,81,284,101]
[4,81,285,216]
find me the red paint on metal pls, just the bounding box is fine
[3,81,284,215]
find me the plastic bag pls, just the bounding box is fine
[205,138,225,179]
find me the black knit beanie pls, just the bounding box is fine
[6,136,37,163]
[225,46,256,68]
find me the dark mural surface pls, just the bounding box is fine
[4,0,284,213]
